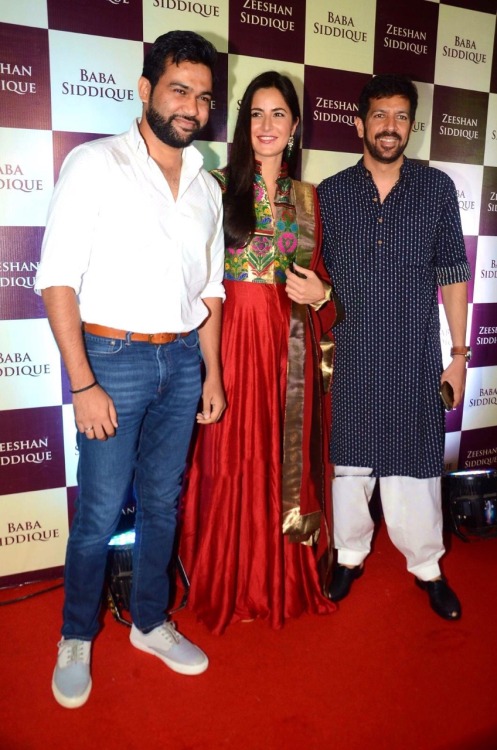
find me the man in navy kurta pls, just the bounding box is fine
[318,74,470,620]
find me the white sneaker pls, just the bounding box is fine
[52,638,92,708]
[130,621,208,675]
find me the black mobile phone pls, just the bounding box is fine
[440,381,454,411]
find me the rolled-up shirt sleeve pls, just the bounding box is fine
[435,179,471,287]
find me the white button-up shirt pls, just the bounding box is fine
[35,120,225,333]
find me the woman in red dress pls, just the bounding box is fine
[180,72,337,634]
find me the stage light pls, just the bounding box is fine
[106,529,190,626]
[442,469,497,542]
[107,529,135,626]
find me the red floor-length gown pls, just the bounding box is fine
[180,166,336,634]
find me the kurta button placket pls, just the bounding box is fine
[373,192,383,250]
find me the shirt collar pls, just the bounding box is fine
[129,119,147,154]
[356,155,411,183]
[129,118,204,174]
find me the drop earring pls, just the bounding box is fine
[287,135,294,156]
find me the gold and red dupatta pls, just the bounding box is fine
[281,181,335,584]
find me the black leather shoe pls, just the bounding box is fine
[415,577,461,620]
[328,565,363,602]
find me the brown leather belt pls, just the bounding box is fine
[82,322,190,345]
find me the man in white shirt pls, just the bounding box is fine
[35,30,225,709]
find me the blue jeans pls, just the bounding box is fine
[62,331,202,640]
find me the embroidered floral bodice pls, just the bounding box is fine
[211,163,298,284]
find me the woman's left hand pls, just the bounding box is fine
[285,263,327,305]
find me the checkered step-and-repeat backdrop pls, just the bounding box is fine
[1,0,496,585]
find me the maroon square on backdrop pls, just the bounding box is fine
[0,23,51,130]
[47,0,143,42]
[479,167,497,236]
[373,0,438,83]
[458,425,497,472]
[228,0,305,64]
[0,227,46,321]
[303,66,369,153]
[0,406,66,495]
[470,303,497,368]
[430,85,488,165]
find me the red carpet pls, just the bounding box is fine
[1,523,496,750]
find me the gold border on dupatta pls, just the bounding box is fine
[282,181,322,544]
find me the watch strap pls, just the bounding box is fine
[450,346,471,360]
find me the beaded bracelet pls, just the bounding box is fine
[70,380,98,394]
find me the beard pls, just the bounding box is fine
[146,103,201,148]
[364,130,409,164]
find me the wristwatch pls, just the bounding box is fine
[450,346,471,361]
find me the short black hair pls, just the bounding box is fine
[142,30,217,91]
[358,74,418,123]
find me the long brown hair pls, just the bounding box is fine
[223,71,301,249]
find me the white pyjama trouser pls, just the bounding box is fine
[332,466,445,581]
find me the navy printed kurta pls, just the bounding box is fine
[318,158,470,478]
